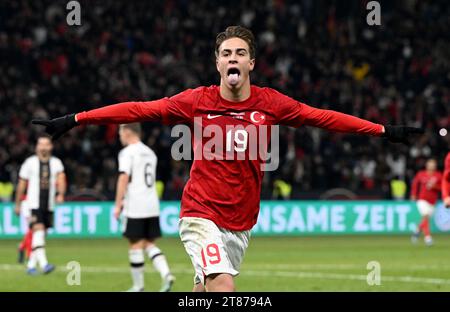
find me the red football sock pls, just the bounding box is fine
[24,230,33,258]
[19,231,28,251]
[418,217,430,236]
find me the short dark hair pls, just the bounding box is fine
[215,26,256,59]
[120,123,142,136]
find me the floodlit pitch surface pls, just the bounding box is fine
[1,236,450,291]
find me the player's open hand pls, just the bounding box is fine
[32,113,78,140]
[382,125,424,145]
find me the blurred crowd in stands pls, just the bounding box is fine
[0,0,448,201]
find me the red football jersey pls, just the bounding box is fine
[77,85,383,231]
[443,152,450,200]
[411,170,442,205]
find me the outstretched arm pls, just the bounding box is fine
[75,100,165,124]
[32,88,200,139]
[302,105,424,144]
[271,88,424,144]
[32,99,166,139]
[300,104,384,136]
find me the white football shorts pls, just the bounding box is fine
[179,217,250,285]
[417,199,435,216]
[21,200,31,219]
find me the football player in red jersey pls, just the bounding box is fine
[410,159,442,246]
[33,26,424,291]
[443,152,450,208]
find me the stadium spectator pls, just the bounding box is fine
[390,176,407,200]
[0,0,448,200]
[0,179,14,202]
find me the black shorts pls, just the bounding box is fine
[30,209,54,229]
[123,217,161,240]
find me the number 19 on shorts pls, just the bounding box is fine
[201,243,222,267]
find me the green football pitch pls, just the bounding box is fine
[1,235,450,291]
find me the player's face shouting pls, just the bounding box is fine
[216,37,255,89]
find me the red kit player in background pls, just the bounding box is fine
[32,26,424,291]
[443,152,450,208]
[410,159,442,246]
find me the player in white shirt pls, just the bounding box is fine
[14,135,66,275]
[114,123,175,292]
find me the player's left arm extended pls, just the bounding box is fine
[299,104,424,144]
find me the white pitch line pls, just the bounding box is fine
[0,264,193,274]
[247,263,450,271]
[242,270,450,285]
[1,264,450,285]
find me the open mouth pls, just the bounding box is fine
[227,67,241,76]
[226,67,240,86]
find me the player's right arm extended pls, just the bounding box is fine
[14,178,27,215]
[32,99,169,140]
[75,99,166,124]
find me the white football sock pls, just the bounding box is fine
[27,251,37,269]
[32,230,48,269]
[146,245,170,279]
[129,249,145,290]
